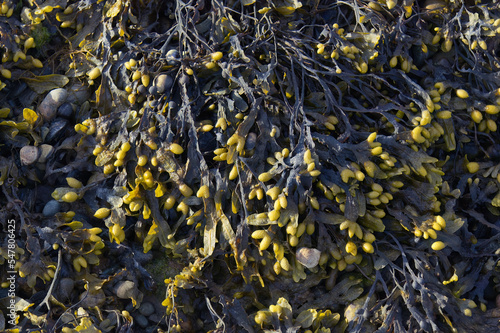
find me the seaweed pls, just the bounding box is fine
[1,0,500,332]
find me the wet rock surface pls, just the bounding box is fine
[42,200,61,216]
[20,145,40,165]
[38,88,68,121]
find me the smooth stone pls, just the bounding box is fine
[20,145,40,165]
[134,314,148,328]
[148,85,158,95]
[58,278,74,300]
[38,88,68,121]
[43,200,61,216]
[115,280,136,299]
[125,302,134,313]
[139,301,155,316]
[296,247,321,268]
[155,74,173,94]
[168,101,177,111]
[148,313,163,324]
[137,85,147,96]
[57,102,74,119]
[37,144,54,163]
[166,49,180,65]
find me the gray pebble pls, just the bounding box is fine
[139,301,155,316]
[125,302,135,313]
[37,144,54,163]
[115,280,136,299]
[166,49,180,65]
[148,313,163,324]
[155,74,173,94]
[134,314,149,328]
[38,88,68,121]
[148,85,157,95]
[20,145,40,165]
[43,200,61,216]
[137,85,147,96]
[58,278,74,300]
[168,101,177,111]
[57,102,74,119]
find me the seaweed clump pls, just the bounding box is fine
[1,0,500,332]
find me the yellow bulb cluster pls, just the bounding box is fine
[1,2,13,17]
[328,243,363,272]
[73,255,88,272]
[413,215,446,241]
[51,189,79,203]
[215,117,228,131]
[109,223,125,244]
[340,220,363,239]
[302,148,321,176]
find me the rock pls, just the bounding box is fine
[139,301,155,316]
[37,144,54,163]
[42,200,61,216]
[148,314,163,325]
[125,302,135,313]
[38,88,68,121]
[99,318,114,331]
[57,102,74,119]
[115,280,136,299]
[154,74,173,94]
[148,85,158,95]
[296,247,321,268]
[137,85,147,96]
[20,145,40,165]
[134,314,149,328]
[168,101,178,112]
[166,49,180,65]
[58,278,74,301]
